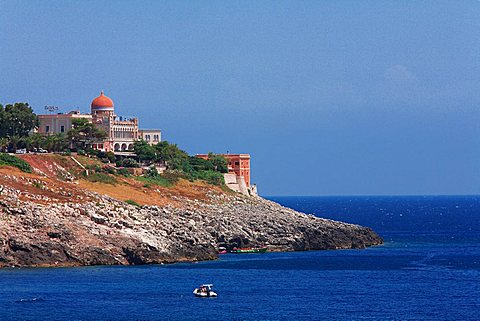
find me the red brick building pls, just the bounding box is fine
[196,153,251,187]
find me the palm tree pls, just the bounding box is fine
[30,133,45,151]
[44,135,55,152]
[52,133,68,152]
[0,137,9,152]
[9,135,20,152]
[21,136,33,152]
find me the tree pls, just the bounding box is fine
[50,133,69,152]
[105,151,116,163]
[188,156,214,172]
[67,118,107,151]
[30,133,45,151]
[8,135,20,152]
[154,141,190,170]
[208,152,228,173]
[0,137,8,152]
[20,135,33,151]
[118,158,139,168]
[133,140,156,163]
[144,165,159,178]
[0,103,39,137]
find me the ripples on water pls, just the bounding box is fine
[1,195,479,320]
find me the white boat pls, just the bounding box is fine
[193,284,217,298]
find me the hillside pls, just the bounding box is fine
[0,154,382,267]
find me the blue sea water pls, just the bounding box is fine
[1,196,480,320]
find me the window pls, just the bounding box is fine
[60,125,65,133]
[45,126,50,133]
[154,135,159,141]
[235,161,240,166]
[145,135,151,141]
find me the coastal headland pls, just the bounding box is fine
[0,154,382,268]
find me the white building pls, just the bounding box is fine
[38,91,162,153]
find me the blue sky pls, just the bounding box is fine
[1,1,480,196]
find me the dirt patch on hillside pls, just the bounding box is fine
[0,166,92,204]
[78,177,225,207]
[78,179,175,206]
[19,154,75,178]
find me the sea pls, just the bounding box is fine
[1,195,479,320]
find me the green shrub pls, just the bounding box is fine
[105,151,116,163]
[32,181,43,189]
[125,199,141,207]
[86,148,97,156]
[136,175,173,188]
[117,168,130,176]
[102,166,116,175]
[189,156,214,171]
[192,170,225,186]
[86,164,102,173]
[136,167,186,187]
[84,172,117,185]
[120,158,139,168]
[161,170,187,183]
[0,153,32,173]
[144,166,159,178]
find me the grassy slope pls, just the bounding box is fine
[10,154,227,208]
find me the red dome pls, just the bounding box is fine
[91,91,114,109]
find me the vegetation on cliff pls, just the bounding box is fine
[0,154,32,173]
[0,103,39,152]
[0,103,39,138]
[133,140,227,185]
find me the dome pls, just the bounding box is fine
[91,91,114,110]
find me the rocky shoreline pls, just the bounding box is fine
[0,178,382,267]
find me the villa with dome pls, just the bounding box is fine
[37,91,161,153]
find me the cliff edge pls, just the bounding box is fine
[0,155,382,267]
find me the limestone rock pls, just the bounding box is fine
[0,167,382,268]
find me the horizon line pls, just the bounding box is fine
[263,194,480,198]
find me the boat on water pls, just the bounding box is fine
[218,246,227,254]
[230,246,267,254]
[193,284,217,298]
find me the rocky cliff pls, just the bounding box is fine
[0,155,382,268]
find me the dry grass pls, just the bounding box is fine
[0,166,93,204]
[78,176,224,207]
[4,154,227,208]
